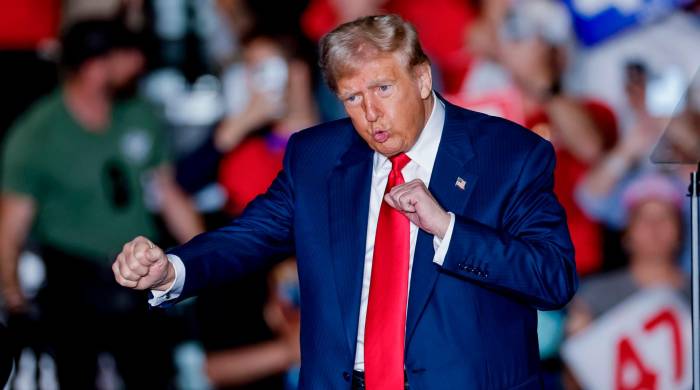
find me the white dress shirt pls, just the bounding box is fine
[150,94,457,372]
[352,94,454,371]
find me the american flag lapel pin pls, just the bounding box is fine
[455,177,466,190]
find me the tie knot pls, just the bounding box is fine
[389,153,411,172]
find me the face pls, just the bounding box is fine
[107,48,145,92]
[336,54,432,157]
[244,38,289,97]
[78,56,112,89]
[626,200,681,260]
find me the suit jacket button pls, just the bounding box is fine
[343,372,351,382]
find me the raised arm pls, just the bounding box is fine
[113,135,298,303]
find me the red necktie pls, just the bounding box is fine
[365,152,411,390]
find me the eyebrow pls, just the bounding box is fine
[367,79,394,88]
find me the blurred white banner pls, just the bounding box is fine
[563,288,691,390]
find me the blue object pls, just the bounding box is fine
[563,0,692,46]
[537,310,565,360]
[285,364,300,390]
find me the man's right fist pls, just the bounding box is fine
[112,236,174,291]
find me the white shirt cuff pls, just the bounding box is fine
[148,254,186,306]
[432,212,455,266]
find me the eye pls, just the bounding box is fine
[345,94,361,105]
[377,84,393,96]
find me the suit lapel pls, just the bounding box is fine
[328,132,374,357]
[406,99,479,346]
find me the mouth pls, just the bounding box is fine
[372,130,390,143]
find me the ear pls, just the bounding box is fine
[414,63,432,99]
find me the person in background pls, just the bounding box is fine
[574,60,694,273]
[575,62,674,228]
[189,30,316,389]
[567,173,688,330]
[172,29,314,388]
[565,173,689,389]
[0,19,203,389]
[503,0,619,277]
[174,29,319,201]
[215,31,319,215]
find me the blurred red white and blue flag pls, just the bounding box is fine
[563,0,693,46]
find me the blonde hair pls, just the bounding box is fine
[319,14,430,92]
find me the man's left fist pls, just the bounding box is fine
[384,179,451,239]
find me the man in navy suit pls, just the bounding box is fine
[113,14,577,389]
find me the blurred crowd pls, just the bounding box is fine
[0,0,699,389]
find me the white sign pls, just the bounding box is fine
[562,288,691,390]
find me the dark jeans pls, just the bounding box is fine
[39,246,174,389]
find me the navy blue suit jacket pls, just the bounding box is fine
[168,98,578,389]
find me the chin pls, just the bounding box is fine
[377,147,401,157]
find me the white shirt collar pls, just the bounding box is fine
[374,92,446,175]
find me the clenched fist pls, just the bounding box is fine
[384,179,451,239]
[112,236,175,291]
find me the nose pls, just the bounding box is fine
[363,96,381,123]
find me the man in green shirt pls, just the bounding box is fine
[0,20,203,388]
